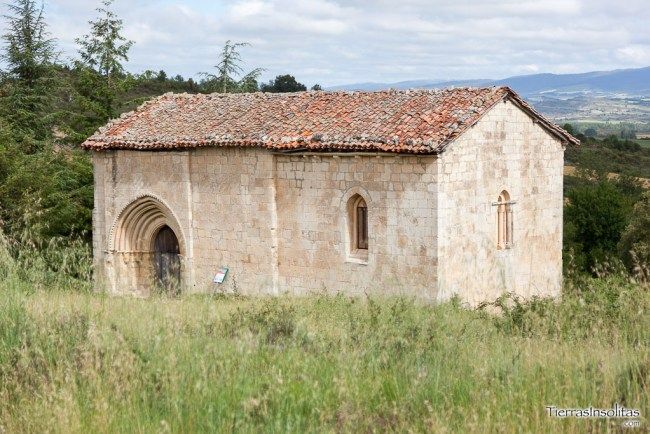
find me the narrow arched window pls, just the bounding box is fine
[347,194,369,260]
[356,197,368,250]
[497,191,514,249]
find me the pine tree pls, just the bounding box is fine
[1,0,58,145]
[202,41,263,93]
[74,0,134,121]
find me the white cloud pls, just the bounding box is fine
[0,0,647,86]
[519,64,540,73]
[229,0,270,18]
[616,45,650,65]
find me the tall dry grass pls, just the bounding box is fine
[0,230,647,432]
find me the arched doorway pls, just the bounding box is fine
[153,225,181,293]
[110,195,186,296]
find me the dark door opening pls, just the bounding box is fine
[153,225,181,294]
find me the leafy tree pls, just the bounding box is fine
[201,40,263,93]
[564,180,633,271]
[214,40,246,93]
[138,69,156,81]
[260,74,307,93]
[0,0,58,145]
[584,127,597,138]
[0,1,93,244]
[186,78,198,92]
[156,70,167,82]
[74,0,134,122]
[238,72,260,93]
[311,84,322,91]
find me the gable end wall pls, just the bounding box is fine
[436,99,564,305]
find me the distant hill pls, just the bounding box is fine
[327,78,491,92]
[328,66,650,97]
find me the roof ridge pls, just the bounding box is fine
[150,86,509,99]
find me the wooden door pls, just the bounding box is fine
[153,225,180,294]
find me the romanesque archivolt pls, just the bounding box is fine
[106,194,186,295]
[110,194,185,255]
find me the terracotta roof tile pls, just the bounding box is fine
[81,87,578,153]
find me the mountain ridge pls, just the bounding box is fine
[327,66,650,97]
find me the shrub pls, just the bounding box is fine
[564,179,634,272]
[618,191,650,282]
[0,228,91,291]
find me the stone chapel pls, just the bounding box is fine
[82,87,578,305]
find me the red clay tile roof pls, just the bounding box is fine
[81,87,578,153]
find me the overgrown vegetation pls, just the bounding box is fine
[0,228,647,432]
[0,215,647,432]
[564,133,650,179]
[560,124,649,275]
[562,123,650,179]
[563,181,650,277]
[566,121,648,141]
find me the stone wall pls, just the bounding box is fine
[188,147,277,295]
[92,151,195,295]
[92,148,278,296]
[436,99,565,305]
[93,149,439,298]
[273,154,439,298]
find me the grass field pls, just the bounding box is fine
[0,275,648,433]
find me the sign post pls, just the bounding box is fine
[213,267,228,284]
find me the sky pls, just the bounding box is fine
[6,0,650,87]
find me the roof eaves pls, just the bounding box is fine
[503,87,580,146]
